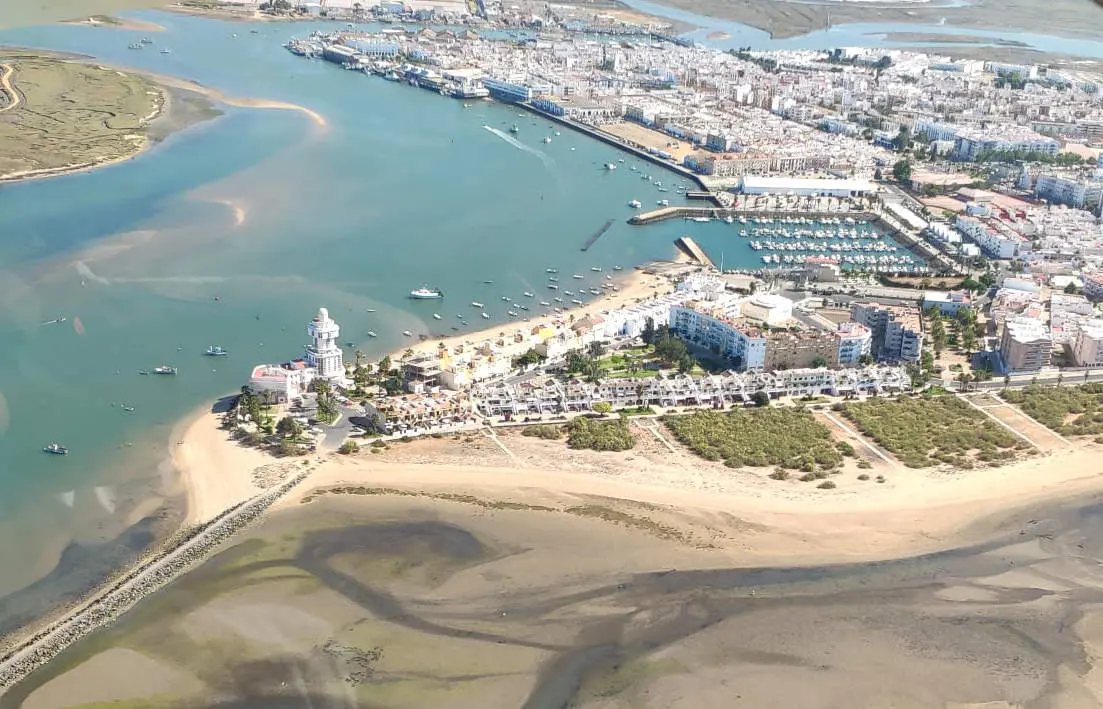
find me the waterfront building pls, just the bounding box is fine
[922,290,972,315]
[248,360,314,404]
[482,76,533,103]
[472,365,911,416]
[305,307,344,381]
[851,303,923,362]
[737,176,876,197]
[999,316,1053,372]
[1072,320,1103,367]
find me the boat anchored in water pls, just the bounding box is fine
[604,163,617,170]
[43,443,69,455]
[41,315,66,325]
[153,365,178,375]
[403,330,413,337]
[432,313,442,320]
[205,345,229,356]
[410,286,443,299]
[367,331,378,337]
[523,291,534,298]
[481,312,490,319]
[471,301,485,308]
[628,199,642,209]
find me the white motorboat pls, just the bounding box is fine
[523,291,534,297]
[628,199,642,209]
[481,312,490,319]
[410,286,443,299]
[471,301,485,308]
[403,330,413,336]
[432,313,442,320]
[367,331,377,337]
[43,443,69,455]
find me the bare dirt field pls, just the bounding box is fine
[600,121,698,163]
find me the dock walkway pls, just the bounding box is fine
[674,236,714,268]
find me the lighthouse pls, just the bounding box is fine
[305,307,344,381]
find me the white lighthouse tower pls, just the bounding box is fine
[305,307,344,381]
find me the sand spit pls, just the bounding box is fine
[59,15,167,32]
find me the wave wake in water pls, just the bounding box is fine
[482,125,553,169]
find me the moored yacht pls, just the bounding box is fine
[153,365,177,375]
[410,286,443,299]
[43,443,69,455]
[205,345,229,356]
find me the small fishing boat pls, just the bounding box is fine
[539,301,551,306]
[122,405,135,412]
[501,296,511,302]
[153,365,177,375]
[523,291,534,297]
[43,443,69,455]
[591,267,602,272]
[481,312,490,319]
[367,331,378,337]
[547,284,559,290]
[572,274,584,279]
[483,280,494,284]
[507,310,517,316]
[571,299,583,305]
[403,330,413,337]
[471,301,485,308]
[546,268,558,273]
[137,370,150,375]
[205,345,229,356]
[432,314,442,320]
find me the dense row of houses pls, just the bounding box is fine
[472,365,912,416]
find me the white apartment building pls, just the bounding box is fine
[1073,320,1103,367]
[670,304,768,370]
[954,215,1023,260]
[1034,173,1103,211]
[851,303,923,362]
[953,127,1059,161]
[836,321,873,365]
[1000,316,1053,372]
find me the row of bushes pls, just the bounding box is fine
[1002,383,1103,436]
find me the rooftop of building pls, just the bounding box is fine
[739,176,876,192]
[1005,316,1051,343]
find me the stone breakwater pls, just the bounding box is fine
[0,471,311,690]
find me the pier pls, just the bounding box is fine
[628,205,878,226]
[581,218,616,251]
[674,236,714,268]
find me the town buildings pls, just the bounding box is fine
[851,303,923,362]
[248,307,345,402]
[472,365,911,416]
[923,290,973,315]
[999,315,1053,372]
[305,307,345,381]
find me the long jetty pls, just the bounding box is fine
[630,205,878,226]
[581,218,615,251]
[0,471,313,690]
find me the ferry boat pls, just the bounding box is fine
[205,345,229,356]
[410,286,443,299]
[628,199,642,208]
[153,365,177,375]
[43,443,69,455]
[471,301,485,308]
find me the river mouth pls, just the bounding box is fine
[4,491,1103,709]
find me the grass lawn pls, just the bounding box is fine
[662,408,842,470]
[840,395,1026,468]
[1002,383,1103,436]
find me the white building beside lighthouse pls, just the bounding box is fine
[305,307,344,381]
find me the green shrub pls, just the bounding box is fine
[1004,384,1103,436]
[836,441,856,457]
[841,396,1022,468]
[857,460,873,469]
[338,440,359,455]
[565,417,636,452]
[768,468,790,480]
[799,472,817,482]
[522,424,565,440]
[857,473,870,481]
[817,480,836,489]
[662,409,842,470]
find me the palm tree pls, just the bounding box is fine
[1057,372,1064,387]
[1003,374,1011,392]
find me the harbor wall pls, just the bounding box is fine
[628,205,880,225]
[517,104,709,190]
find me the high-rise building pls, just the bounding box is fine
[305,307,344,381]
[999,316,1052,372]
[851,303,923,362]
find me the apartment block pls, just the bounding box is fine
[999,316,1053,372]
[1073,320,1103,367]
[851,303,924,362]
